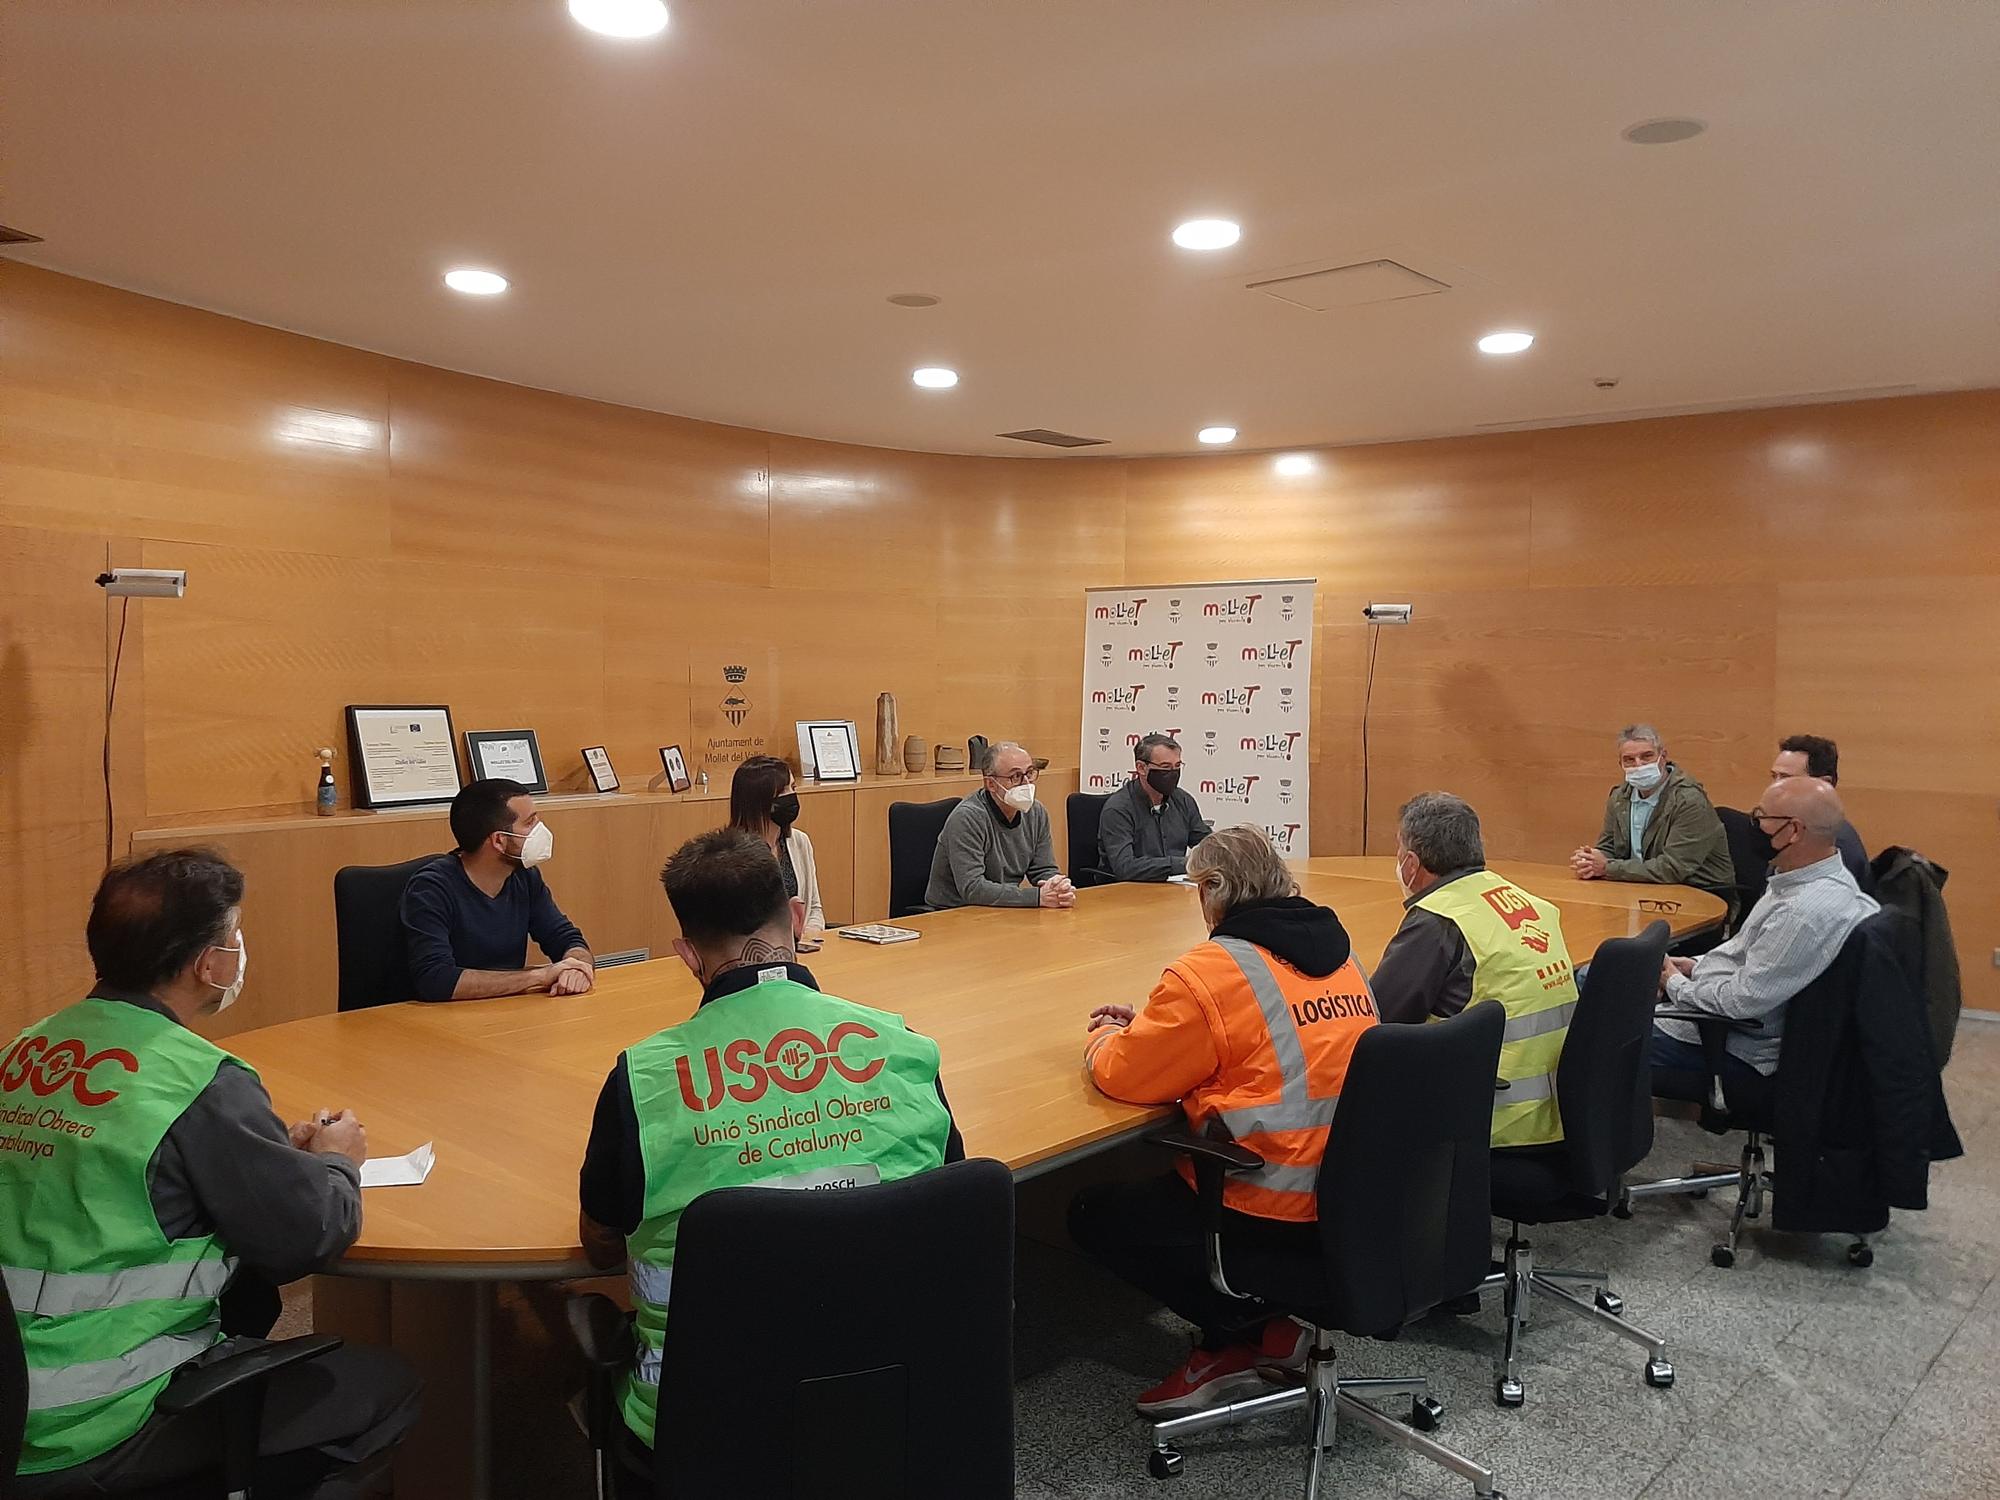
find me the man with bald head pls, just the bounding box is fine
[1652,775,1879,1094]
[924,741,1075,910]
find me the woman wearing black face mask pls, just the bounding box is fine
[728,755,824,950]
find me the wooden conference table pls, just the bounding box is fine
[228,857,1721,1495]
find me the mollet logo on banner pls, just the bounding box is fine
[1167,596,1184,622]
[1263,822,1304,856]
[1128,642,1182,667]
[1278,685,1296,714]
[1277,777,1296,805]
[1092,597,1148,626]
[1165,683,1182,710]
[1201,686,1261,713]
[1095,727,1113,751]
[1086,771,1134,791]
[1202,642,1222,667]
[1280,593,1298,622]
[1242,640,1304,668]
[1203,592,1262,622]
[1097,643,1115,666]
[1241,731,1304,761]
[1127,729,1183,749]
[1198,775,1260,805]
[1091,685,1146,711]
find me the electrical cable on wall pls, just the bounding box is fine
[103,597,130,868]
[1360,621,1381,855]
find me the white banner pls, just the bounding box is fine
[1080,580,1315,860]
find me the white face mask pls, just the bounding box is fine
[1624,762,1664,792]
[1395,853,1419,899]
[504,822,555,868]
[207,936,248,1012]
[1001,782,1037,812]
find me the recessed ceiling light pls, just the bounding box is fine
[1622,117,1706,146]
[912,367,959,389]
[1197,426,1238,445]
[443,268,509,296]
[567,0,669,39]
[886,293,940,308]
[1274,454,1315,476]
[1477,330,1534,355]
[1172,219,1241,251]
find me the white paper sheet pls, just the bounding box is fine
[359,1141,435,1188]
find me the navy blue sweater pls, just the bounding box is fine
[399,854,588,1001]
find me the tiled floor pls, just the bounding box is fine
[285,1019,2000,1498]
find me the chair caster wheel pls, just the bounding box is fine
[1848,1243,1874,1268]
[1411,1394,1445,1432]
[1594,1289,1625,1316]
[1494,1378,1524,1408]
[1645,1358,1675,1389]
[1690,1189,1709,1200]
[1612,1196,1633,1220]
[1710,1244,1735,1268]
[1148,1447,1183,1479]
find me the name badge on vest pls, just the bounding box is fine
[759,1163,882,1192]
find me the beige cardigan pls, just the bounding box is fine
[783,825,827,942]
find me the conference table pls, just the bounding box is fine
[227,857,1721,1496]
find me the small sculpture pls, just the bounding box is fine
[876,693,902,775]
[904,735,928,773]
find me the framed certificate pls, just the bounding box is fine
[345,705,462,810]
[803,720,860,782]
[582,745,619,793]
[464,729,548,794]
[659,744,692,793]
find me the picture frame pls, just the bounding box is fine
[464,729,549,794]
[344,704,461,810]
[582,745,620,794]
[801,720,861,782]
[658,743,692,793]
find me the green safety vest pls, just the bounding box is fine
[0,998,241,1473]
[619,973,952,1446]
[1414,872,1580,1148]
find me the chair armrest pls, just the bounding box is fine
[565,1292,634,1372]
[1145,1124,1265,1173]
[154,1334,342,1416]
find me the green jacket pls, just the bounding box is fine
[1595,764,1735,897]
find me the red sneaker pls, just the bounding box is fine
[1252,1315,1311,1373]
[1135,1343,1272,1418]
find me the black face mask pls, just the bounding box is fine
[1145,767,1181,796]
[1746,816,1794,866]
[770,793,801,828]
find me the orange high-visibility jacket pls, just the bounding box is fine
[1086,935,1378,1221]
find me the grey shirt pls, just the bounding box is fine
[1658,854,1880,1074]
[1095,778,1214,882]
[106,990,363,1281]
[924,790,1059,909]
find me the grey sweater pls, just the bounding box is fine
[1095,777,1214,882]
[924,790,1059,908]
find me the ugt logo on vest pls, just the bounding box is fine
[1481,886,1553,954]
[676,1023,885,1111]
[0,1035,140,1106]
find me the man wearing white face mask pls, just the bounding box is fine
[924,741,1074,910]
[1571,723,1734,905]
[401,777,594,1001]
[1,849,419,1490]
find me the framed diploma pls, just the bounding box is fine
[345,705,462,810]
[658,744,692,793]
[464,729,549,794]
[803,721,860,782]
[582,745,620,793]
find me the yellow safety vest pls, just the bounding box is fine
[1414,872,1578,1148]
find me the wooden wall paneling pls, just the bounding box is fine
[767,435,944,594]
[598,581,707,791]
[934,591,1087,767]
[934,454,1128,600]
[386,362,772,589]
[796,781,857,928]
[0,264,393,558]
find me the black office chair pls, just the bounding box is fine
[1,1272,351,1500]
[1471,922,1675,1407]
[568,1158,1015,1500]
[1713,806,1770,938]
[885,798,958,919]
[1622,911,1928,1269]
[331,853,440,1010]
[1065,792,1114,888]
[1146,1003,1508,1500]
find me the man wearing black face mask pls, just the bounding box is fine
[1097,733,1215,883]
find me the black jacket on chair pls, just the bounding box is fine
[1768,910,1962,1234]
[1868,846,1962,1068]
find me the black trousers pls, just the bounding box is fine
[1068,1171,1319,1350]
[15,1339,420,1500]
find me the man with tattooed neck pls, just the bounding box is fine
[577,828,964,1457]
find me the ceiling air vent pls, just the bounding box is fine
[1247,259,1448,311]
[0,225,45,247]
[997,428,1109,448]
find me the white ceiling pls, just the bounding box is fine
[5,0,1998,457]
